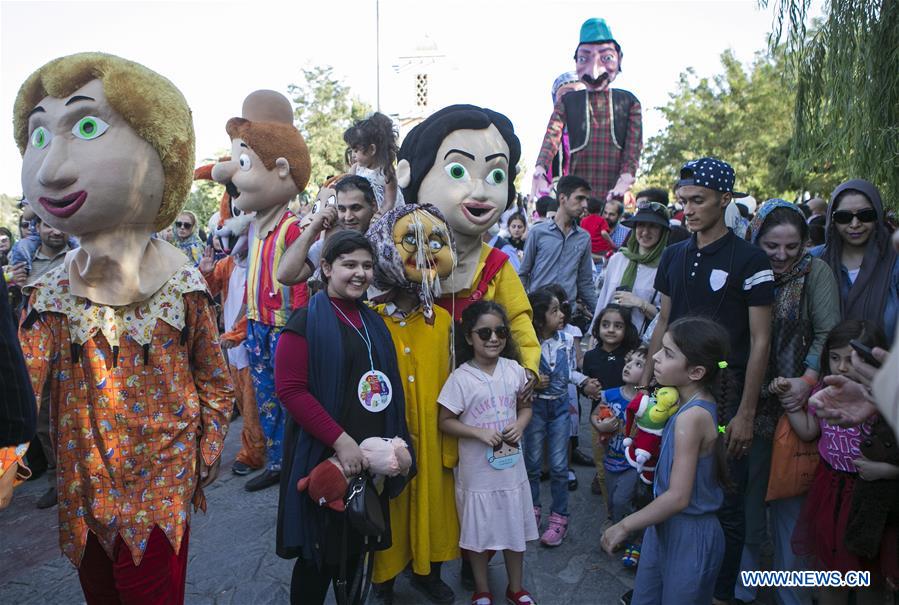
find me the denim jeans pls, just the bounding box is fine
[524,396,570,517]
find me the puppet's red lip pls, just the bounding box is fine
[461,201,497,225]
[39,191,87,218]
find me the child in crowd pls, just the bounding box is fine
[592,347,646,567]
[438,301,537,605]
[506,213,528,259]
[581,196,616,263]
[344,112,402,211]
[584,304,639,496]
[544,284,599,491]
[786,319,898,605]
[602,317,730,604]
[524,288,597,547]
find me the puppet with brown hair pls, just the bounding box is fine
[14,52,234,604]
[212,90,311,491]
[195,164,266,476]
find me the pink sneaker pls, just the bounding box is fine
[539,512,568,547]
[533,505,542,530]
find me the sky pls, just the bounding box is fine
[0,0,810,197]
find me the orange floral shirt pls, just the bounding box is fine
[19,264,234,566]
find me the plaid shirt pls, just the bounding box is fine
[537,89,643,200]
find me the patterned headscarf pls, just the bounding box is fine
[366,204,456,322]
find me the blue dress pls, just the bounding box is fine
[631,399,725,605]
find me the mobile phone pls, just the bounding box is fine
[849,339,882,369]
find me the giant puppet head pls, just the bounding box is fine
[14,52,195,237]
[367,204,457,321]
[396,104,521,239]
[211,90,310,215]
[574,18,622,92]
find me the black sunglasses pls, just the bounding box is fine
[174,221,194,229]
[832,209,877,225]
[472,326,510,341]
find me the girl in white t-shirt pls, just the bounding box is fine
[438,300,537,605]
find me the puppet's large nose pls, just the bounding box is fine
[211,160,237,185]
[37,138,78,191]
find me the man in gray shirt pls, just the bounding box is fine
[519,175,597,311]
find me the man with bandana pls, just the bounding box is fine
[533,18,643,203]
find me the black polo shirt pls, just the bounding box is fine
[654,229,774,370]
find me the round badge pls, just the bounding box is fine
[357,370,393,413]
[487,440,521,470]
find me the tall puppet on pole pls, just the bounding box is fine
[533,18,643,202]
[15,52,234,603]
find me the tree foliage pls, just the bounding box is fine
[762,0,899,208]
[183,178,225,232]
[288,66,371,200]
[0,194,20,235]
[640,48,845,201]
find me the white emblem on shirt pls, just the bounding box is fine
[709,269,729,292]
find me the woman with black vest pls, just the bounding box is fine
[274,230,414,605]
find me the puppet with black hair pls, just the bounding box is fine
[533,18,642,203]
[396,104,540,380]
[15,53,233,603]
[212,90,311,491]
[364,205,461,598]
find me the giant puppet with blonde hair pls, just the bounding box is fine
[212,90,311,491]
[14,52,234,603]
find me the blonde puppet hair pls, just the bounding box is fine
[13,52,195,231]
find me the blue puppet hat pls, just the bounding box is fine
[579,18,616,45]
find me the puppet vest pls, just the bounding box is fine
[563,88,638,154]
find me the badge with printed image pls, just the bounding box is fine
[709,269,729,292]
[357,370,392,412]
[487,439,521,470]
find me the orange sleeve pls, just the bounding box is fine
[222,315,247,344]
[203,259,228,298]
[185,293,234,466]
[18,307,54,413]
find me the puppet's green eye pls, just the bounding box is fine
[445,162,469,181]
[486,168,506,185]
[31,127,51,149]
[72,116,109,140]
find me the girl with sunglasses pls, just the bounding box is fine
[437,300,537,605]
[813,179,899,346]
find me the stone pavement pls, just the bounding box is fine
[1,409,648,605]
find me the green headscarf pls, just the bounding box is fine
[619,224,669,291]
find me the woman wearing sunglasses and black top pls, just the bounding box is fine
[812,179,899,346]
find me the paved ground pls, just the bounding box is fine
[1,408,655,604]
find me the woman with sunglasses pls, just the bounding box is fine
[171,211,204,267]
[592,202,671,338]
[813,179,899,346]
